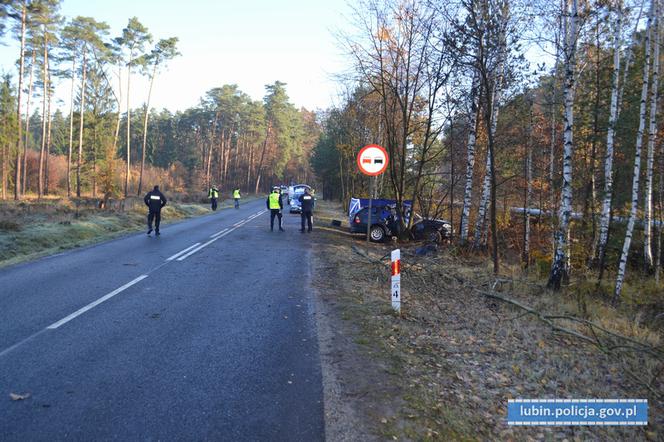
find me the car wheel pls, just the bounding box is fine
[370,225,385,242]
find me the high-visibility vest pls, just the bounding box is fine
[233,189,241,199]
[209,188,218,198]
[268,192,281,209]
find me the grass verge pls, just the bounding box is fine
[311,200,662,441]
[0,198,244,268]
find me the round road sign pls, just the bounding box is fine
[357,144,389,176]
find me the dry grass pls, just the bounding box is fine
[0,197,215,267]
[311,200,663,441]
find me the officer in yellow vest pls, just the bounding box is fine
[266,187,284,231]
[233,187,241,209]
[208,185,219,211]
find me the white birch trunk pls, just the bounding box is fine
[460,70,480,245]
[597,5,623,263]
[656,140,663,283]
[598,0,644,261]
[548,0,578,290]
[644,5,660,269]
[474,63,504,249]
[615,0,654,299]
[474,152,492,248]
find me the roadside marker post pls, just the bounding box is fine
[391,249,401,314]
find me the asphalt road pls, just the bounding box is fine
[0,199,324,441]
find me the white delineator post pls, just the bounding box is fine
[391,249,401,313]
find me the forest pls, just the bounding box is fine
[0,1,319,205]
[311,0,664,300]
[1,0,664,299]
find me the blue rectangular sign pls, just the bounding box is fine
[507,399,648,425]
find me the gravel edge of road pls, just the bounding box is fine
[310,249,375,442]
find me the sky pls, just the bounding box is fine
[0,0,354,113]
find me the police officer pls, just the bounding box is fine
[233,187,241,209]
[144,185,167,236]
[299,188,314,233]
[266,187,284,232]
[208,185,219,210]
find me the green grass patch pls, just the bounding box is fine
[0,200,221,268]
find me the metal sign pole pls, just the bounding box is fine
[366,176,373,243]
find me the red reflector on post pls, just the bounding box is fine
[391,259,400,276]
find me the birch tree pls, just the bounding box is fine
[459,69,481,245]
[597,0,645,267]
[614,0,654,300]
[643,2,659,270]
[548,0,579,290]
[470,0,509,263]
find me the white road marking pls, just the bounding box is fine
[176,212,262,261]
[0,328,49,358]
[166,243,201,261]
[210,228,229,238]
[176,228,234,261]
[1,205,269,357]
[47,275,149,330]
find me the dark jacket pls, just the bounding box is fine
[298,193,314,213]
[144,189,167,212]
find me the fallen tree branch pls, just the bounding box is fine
[475,289,664,361]
[544,315,664,357]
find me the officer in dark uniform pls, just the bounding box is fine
[298,189,314,233]
[266,187,284,231]
[144,185,167,235]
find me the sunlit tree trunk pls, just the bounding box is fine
[112,67,122,152]
[460,70,480,245]
[125,52,133,197]
[548,0,578,290]
[45,71,52,195]
[138,61,157,196]
[615,0,654,300]
[254,124,270,194]
[14,1,27,201]
[23,49,35,196]
[643,5,660,270]
[76,47,87,198]
[67,58,75,198]
[38,32,49,199]
[656,144,663,284]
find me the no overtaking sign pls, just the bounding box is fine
[357,144,389,176]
